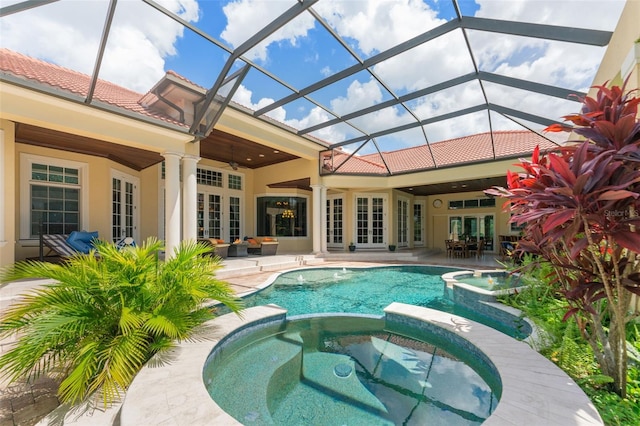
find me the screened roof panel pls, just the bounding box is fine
[215,0,297,51]
[314,0,451,60]
[346,105,416,135]
[248,12,347,89]
[374,127,430,153]
[0,0,626,173]
[231,67,295,112]
[407,80,485,121]
[306,71,395,117]
[423,110,492,144]
[468,30,608,91]
[484,82,581,126]
[468,0,625,31]
[371,29,475,96]
[307,121,366,144]
[266,96,333,131]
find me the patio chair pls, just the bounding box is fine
[445,239,454,257]
[115,236,136,250]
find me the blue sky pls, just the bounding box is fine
[0,0,627,149]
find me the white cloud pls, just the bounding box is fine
[220,0,315,62]
[475,0,625,30]
[315,0,443,56]
[330,78,384,115]
[0,0,200,93]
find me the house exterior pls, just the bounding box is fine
[1,1,638,268]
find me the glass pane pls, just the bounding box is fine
[49,187,63,199]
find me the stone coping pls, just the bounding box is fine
[384,303,602,425]
[119,303,602,426]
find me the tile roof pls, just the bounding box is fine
[0,48,183,126]
[324,130,560,175]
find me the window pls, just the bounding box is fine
[228,174,242,190]
[256,196,307,237]
[479,198,496,207]
[448,200,463,209]
[21,155,88,239]
[449,198,495,209]
[197,168,223,187]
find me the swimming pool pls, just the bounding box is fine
[205,315,499,425]
[243,265,527,338]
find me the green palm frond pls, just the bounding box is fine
[0,236,242,407]
[118,306,145,334]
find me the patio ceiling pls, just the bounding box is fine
[15,123,300,171]
[0,0,624,175]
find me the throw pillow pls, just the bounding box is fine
[67,231,99,254]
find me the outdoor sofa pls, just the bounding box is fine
[244,237,279,256]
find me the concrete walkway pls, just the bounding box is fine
[0,250,503,426]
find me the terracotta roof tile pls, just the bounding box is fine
[0,48,183,126]
[323,131,559,174]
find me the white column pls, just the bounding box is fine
[163,152,182,259]
[182,155,200,242]
[320,186,328,253]
[0,130,5,248]
[311,184,322,254]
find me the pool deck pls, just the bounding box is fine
[0,250,602,425]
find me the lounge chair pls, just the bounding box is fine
[245,237,279,256]
[39,231,99,261]
[40,234,76,261]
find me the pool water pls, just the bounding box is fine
[244,266,524,338]
[206,316,498,425]
[456,273,515,291]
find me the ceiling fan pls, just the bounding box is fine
[228,146,240,170]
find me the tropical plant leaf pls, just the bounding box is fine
[0,237,242,407]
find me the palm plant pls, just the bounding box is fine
[0,237,242,407]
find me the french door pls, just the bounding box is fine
[228,196,241,242]
[354,194,387,248]
[397,198,409,248]
[197,192,222,240]
[197,192,242,242]
[413,201,425,246]
[326,196,344,248]
[449,214,495,251]
[111,171,139,242]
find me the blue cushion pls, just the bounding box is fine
[67,231,99,254]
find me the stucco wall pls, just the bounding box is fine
[0,120,16,268]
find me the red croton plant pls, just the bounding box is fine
[486,79,640,398]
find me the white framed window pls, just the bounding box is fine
[20,154,89,239]
[228,173,242,190]
[197,168,223,187]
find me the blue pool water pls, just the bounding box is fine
[243,265,524,338]
[206,315,499,425]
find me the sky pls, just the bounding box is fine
[0,0,628,153]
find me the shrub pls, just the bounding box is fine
[0,238,242,406]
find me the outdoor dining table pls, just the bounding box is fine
[446,240,480,258]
